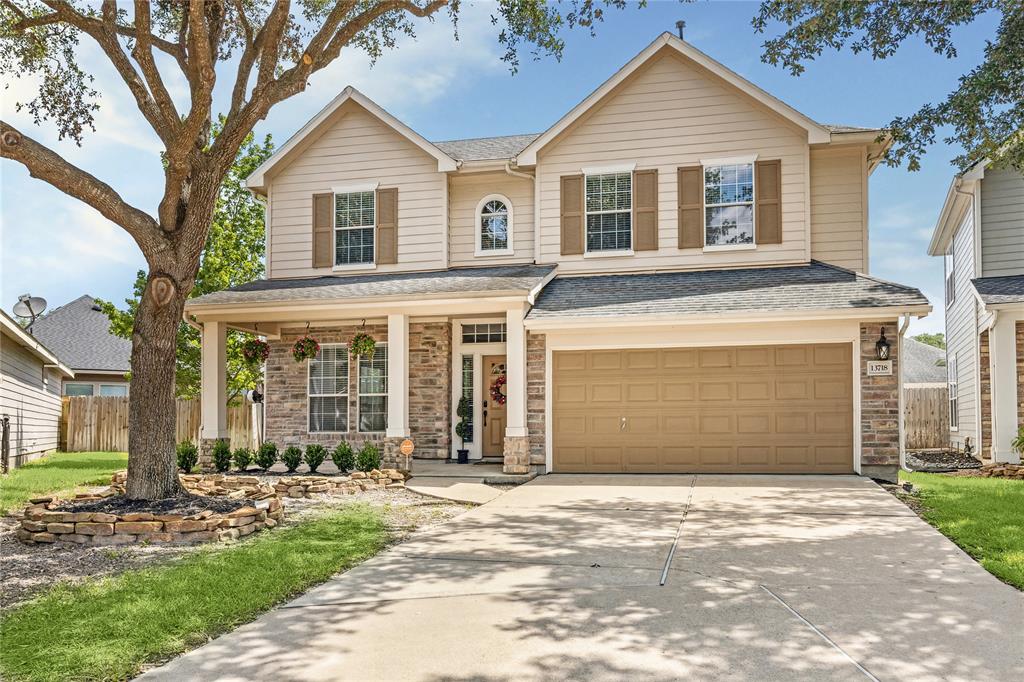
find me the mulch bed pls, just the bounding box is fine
[54,493,247,516]
[906,450,982,472]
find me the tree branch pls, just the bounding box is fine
[131,1,182,129]
[0,121,165,255]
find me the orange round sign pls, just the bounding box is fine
[399,439,415,456]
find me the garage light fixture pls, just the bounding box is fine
[876,327,891,361]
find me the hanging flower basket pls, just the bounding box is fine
[489,374,507,406]
[350,331,376,361]
[241,338,270,366]
[292,335,320,362]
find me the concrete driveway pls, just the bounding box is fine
[144,475,1023,681]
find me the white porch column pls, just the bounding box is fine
[990,313,1022,463]
[505,306,528,438]
[386,313,409,438]
[200,321,227,439]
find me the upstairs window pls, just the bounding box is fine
[335,190,375,266]
[944,244,955,307]
[585,172,632,252]
[477,195,512,254]
[704,162,754,246]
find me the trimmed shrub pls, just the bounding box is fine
[304,444,327,473]
[211,440,232,473]
[255,441,278,470]
[232,447,253,471]
[331,442,355,473]
[356,443,381,472]
[281,446,302,473]
[176,441,199,473]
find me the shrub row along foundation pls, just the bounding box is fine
[17,498,283,546]
[274,469,409,498]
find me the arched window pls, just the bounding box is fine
[475,194,513,256]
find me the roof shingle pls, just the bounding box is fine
[187,264,556,307]
[432,134,540,161]
[972,275,1024,306]
[29,295,131,372]
[902,337,947,384]
[528,262,928,321]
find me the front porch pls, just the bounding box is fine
[192,303,542,476]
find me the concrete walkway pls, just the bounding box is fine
[144,475,1024,681]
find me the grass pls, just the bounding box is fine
[0,452,128,515]
[901,471,1024,590]
[0,506,388,682]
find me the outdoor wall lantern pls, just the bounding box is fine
[875,327,891,361]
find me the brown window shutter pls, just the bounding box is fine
[560,174,584,255]
[755,159,782,245]
[677,166,703,249]
[312,192,334,268]
[632,169,658,251]
[376,187,398,264]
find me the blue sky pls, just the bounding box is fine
[1,1,999,335]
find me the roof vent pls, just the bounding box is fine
[675,20,685,40]
[91,305,103,312]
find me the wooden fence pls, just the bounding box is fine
[60,396,260,453]
[904,385,949,450]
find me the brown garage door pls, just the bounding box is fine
[552,344,853,473]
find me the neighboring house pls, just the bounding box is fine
[0,309,74,467]
[928,161,1024,463]
[186,33,930,482]
[30,295,132,397]
[902,338,947,388]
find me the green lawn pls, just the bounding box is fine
[901,471,1024,590]
[0,452,128,515]
[0,505,387,682]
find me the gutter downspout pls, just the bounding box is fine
[506,160,540,265]
[898,313,912,471]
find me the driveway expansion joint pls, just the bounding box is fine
[659,475,696,585]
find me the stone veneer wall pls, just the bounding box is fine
[1017,322,1024,430]
[526,332,546,468]
[265,321,450,461]
[860,322,900,481]
[980,330,991,458]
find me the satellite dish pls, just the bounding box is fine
[13,294,47,329]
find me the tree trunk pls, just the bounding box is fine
[125,271,188,499]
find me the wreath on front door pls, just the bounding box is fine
[489,374,507,406]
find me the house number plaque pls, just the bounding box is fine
[866,360,892,376]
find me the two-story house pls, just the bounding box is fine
[186,33,930,482]
[928,161,1024,464]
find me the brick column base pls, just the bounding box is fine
[198,438,219,473]
[503,436,530,474]
[380,437,405,470]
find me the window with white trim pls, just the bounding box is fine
[461,323,506,344]
[309,344,348,432]
[477,195,512,253]
[948,352,959,430]
[585,172,632,252]
[335,191,375,265]
[944,244,955,307]
[704,162,754,246]
[64,383,94,397]
[358,344,388,432]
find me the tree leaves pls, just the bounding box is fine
[754,0,1023,171]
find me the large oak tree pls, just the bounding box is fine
[1,0,633,499]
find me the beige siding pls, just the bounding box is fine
[945,208,979,449]
[810,146,867,272]
[980,167,1024,277]
[266,102,446,279]
[448,171,534,267]
[0,335,63,465]
[535,50,809,274]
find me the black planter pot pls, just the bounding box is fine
[456,449,469,464]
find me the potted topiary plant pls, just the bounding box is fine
[350,331,376,361]
[292,334,320,362]
[455,396,471,464]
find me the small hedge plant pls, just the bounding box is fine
[356,443,381,472]
[176,441,198,473]
[304,444,327,473]
[281,445,303,473]
[211,440,232,473]
[232,447,253,471]
[255,441,278,470]
[332,442,355,473]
